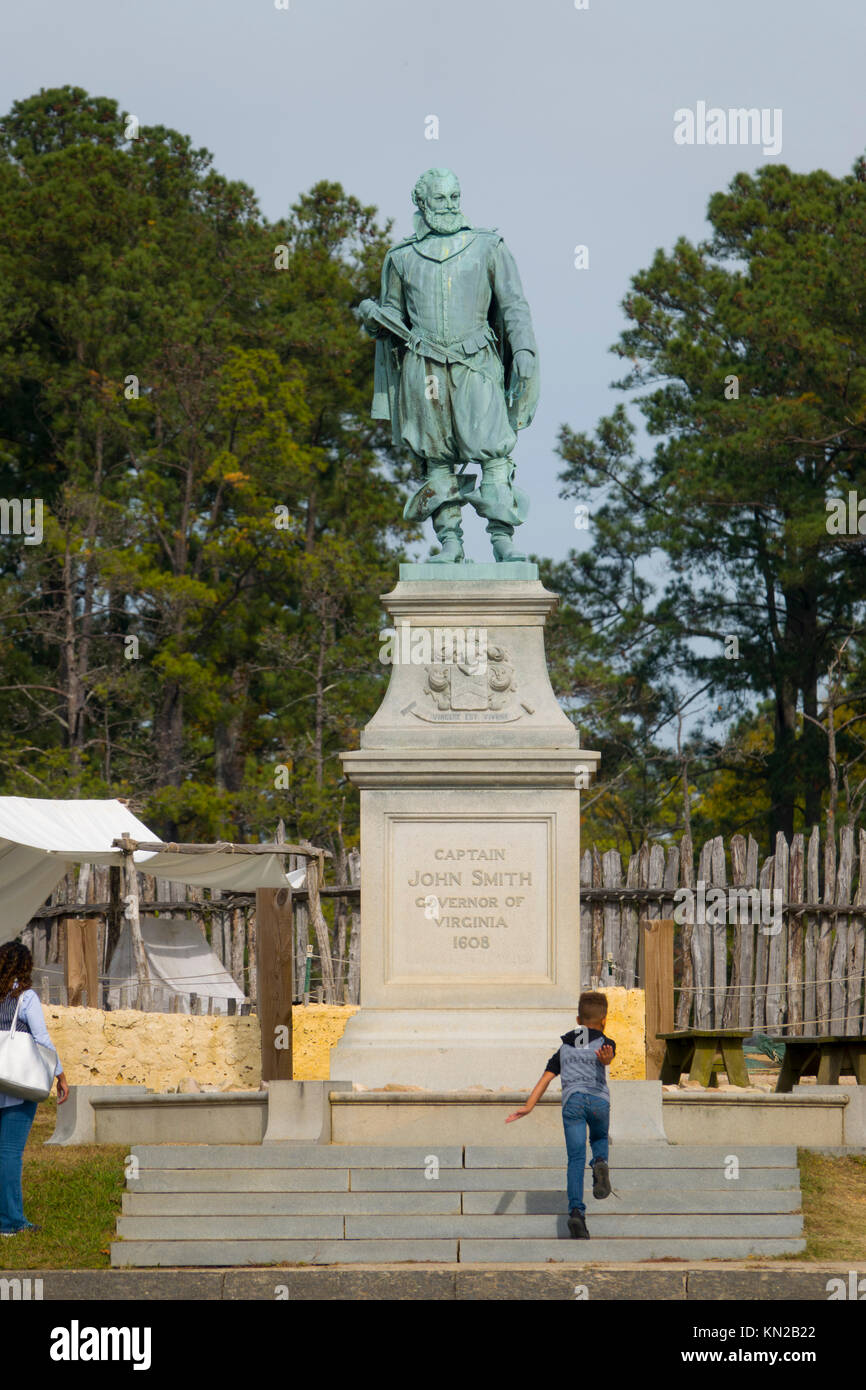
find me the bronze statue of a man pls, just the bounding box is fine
[357,168,539,563]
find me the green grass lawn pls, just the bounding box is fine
[3,1102,866,1269]
[793,1149,866,1261]
[1,1099,126,1270]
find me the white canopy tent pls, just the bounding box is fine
[0,797,307,947]
[106,916,246,1014]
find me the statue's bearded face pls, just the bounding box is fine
[419,178,463,234]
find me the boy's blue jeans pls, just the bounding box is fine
[0,1099,38,1232]
[562,1091,610,1215]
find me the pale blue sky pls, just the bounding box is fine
[3,0,864,570]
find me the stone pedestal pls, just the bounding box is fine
[332,563,599,1090]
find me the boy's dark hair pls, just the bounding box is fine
[577,991,608,1025]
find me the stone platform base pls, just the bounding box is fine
[663,1086,865,1147]
[48,1079,862,1149]
[331,1082,665,1145]
[329,1008,589,1092]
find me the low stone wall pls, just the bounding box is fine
[43,988,644,1090]
[44,1004,359,1090]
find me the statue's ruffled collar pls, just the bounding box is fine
[410,211,477,262]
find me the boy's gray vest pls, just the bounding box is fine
[559,1031,611,1105]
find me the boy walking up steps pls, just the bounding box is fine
[506,991,615,1239]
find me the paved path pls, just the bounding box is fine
[5,1264,864,1301]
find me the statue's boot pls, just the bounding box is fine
[467,457,530,562]
[428,502,465,563]
[486,519,527,563]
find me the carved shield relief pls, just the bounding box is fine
[412,643,525,723]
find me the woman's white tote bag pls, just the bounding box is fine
[0,996,56,1101]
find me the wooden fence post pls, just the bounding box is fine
[804,826,820,1033]
[692,839,712,1029]
[256,886,294,1082]
[579,850,592,990]
[787,833,805,1035]
[766,831,789,1031]
[816,831,836,1031]
[753,854,774,1031]
[850,830,866,1037]
[675,833,694,1028]
[831,826,855,1032]
[725,833,749,1028]
[644,916,674,1081]
[710,835,728,1027]
[590,845,603,985]
[230,906,246,996]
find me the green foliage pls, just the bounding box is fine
[553,159,866,845]
[0,86,415,856]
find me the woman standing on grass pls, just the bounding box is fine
[0,940,68,1236]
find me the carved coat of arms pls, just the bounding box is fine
[419,643,520,720]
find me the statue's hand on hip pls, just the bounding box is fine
[512,349,535,379]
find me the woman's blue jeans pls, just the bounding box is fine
[562,1091,610,1215]
[0,1100,37,1232]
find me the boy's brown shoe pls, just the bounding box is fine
[568,1209,589,1238]
[592,1160,612,1199]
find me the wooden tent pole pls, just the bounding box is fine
[119,833,151,1011]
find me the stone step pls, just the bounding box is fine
[343,1213,802,1239]
[123,1191,463,1216]
[127,1143,797,1172]
[121,1187,800,1217]
[117,1215,345,1239]
[463,1145,798,1169]
[127,1164,801,1194]
[129,1170,351,1193]
[116,1212,802,1240]
[110,1239,459,1267]
[460,1189,801,1215]
[347,1166,801,1192]
[129,1145,464,1170]
[109,1235,804,1267]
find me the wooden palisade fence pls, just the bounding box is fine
[580,827,866,1036]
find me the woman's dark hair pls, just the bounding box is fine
[0,940,33,1000]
